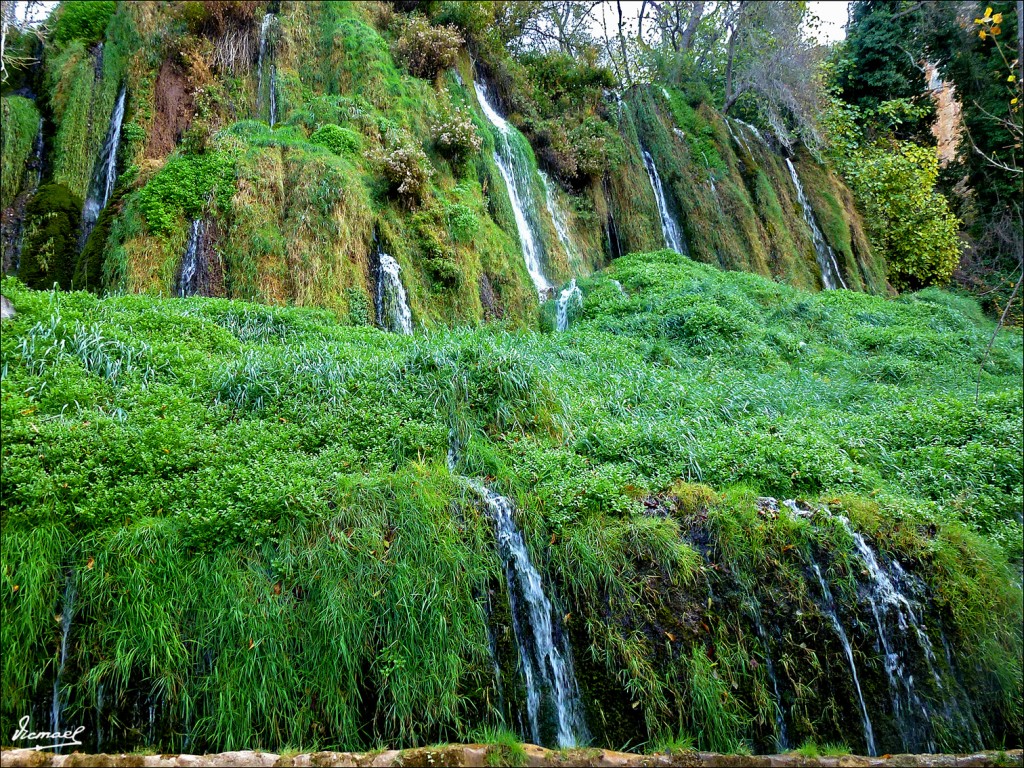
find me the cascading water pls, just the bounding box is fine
[748,604,789,751]
[811,562,876,756]
[176,219,204,297]
[610,279,626,297]
[786,158,847,291]
[474,80,551,297]
[376,252,413,335]
[257,13,277,126]
[539,171,578,266]
[555,279,582,332]
[81,86,127,247]
[842,521,943,752]
[641,149,687,255]
[50,575,76,747]
[478,488,588,748]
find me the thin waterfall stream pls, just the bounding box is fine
[811,561,876,756]
[477,487,589,748]
[786,158,847,290]
[376,251,413,335]
[539,171,578,265]
[474,80,551,297]
[81,85,126,248]
[555,279,581,332]
[257,13,278,126]
[641,149,687,254]
[176,219,204,297]
[50,574,76,748]
[448,442,587,748]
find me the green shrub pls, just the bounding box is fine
[376,140,433,207]
[432,105,482,164]
[310,124,363,156]
[51,1,116,46]
[392,13,462,80]
[134,150,236,236]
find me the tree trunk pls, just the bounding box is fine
[680,0,705,53]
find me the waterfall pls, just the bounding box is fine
[50,575,76,747]
[539,171,578,265]
[376,252,413,335]
[786,158,847,291]
[610,279,626,297]
[641,149,687,255]
[841,521,941,752]
[257,13,277,126]
[81,86,127,247]
[474,80,551,297]
[176,219,204,297]
[555,279,581,332]
[749,608,789,751]
[811,562,876,756]
[478,487,588,748]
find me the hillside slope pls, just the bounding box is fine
[2,1,884,326]
[1,251,1020,754]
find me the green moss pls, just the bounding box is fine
[0,96,40,211]
[74,187,125,292]
[18,183,83,290]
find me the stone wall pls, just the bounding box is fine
[1,746,1021,768]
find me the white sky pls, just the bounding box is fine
[805,1,850,45]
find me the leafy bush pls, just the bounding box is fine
[134,150,237,236]
[310,124,363,156]
[376,140,434,206]
[51,1,116,46]
[431,105,482,164]
[392,14,463,80]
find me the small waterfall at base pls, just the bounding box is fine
[81,86,127,247]
[176,219,204,297]
[474,80,551,297]
[257,13,277,126]
[539,171,578,265]
[478,488,588,748]
[555,280,581,332]
[786,158,847,291]
[811,562,876,756]
[641,149,687,255]
[376,252,413,335]
[50,575,76,748]
[748,605,789,751]
[841,520,942,752]
[610,279,626,297]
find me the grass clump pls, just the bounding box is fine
[473,726,528,767]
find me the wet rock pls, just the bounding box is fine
[1,295,14,319]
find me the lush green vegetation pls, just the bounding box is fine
[0,96,40,211]
[2,250,1020,754]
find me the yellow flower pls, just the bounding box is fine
[984,6,993,17]
[991,25,1001,34]
[992,12,1003,23]
[979,30,987,39]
